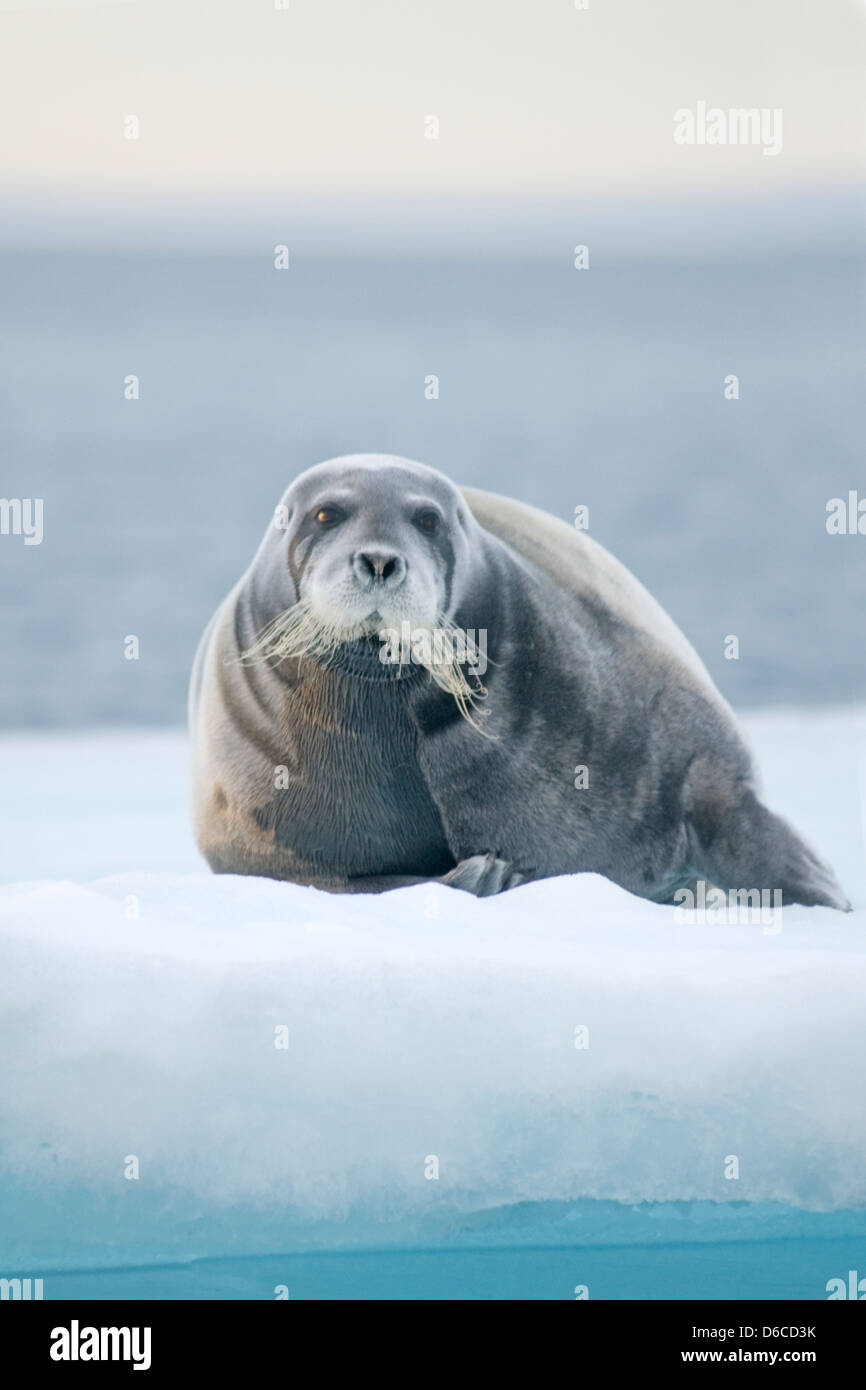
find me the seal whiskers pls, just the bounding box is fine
[239,601,490,731]
[236,599,367,668]
[417,613,490,732]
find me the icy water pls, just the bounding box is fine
[24,1233,866,1301]
[1,250,864,727]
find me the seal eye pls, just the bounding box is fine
[415,509,441,536]
[314,506,343,528]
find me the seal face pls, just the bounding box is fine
[189,453,849,909]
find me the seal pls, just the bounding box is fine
[189,453,849,908]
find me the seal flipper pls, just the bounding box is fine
[688,786,851,912]
[331,858,528,896]
[439,853,527,897]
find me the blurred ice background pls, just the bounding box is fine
[1,239,865,726]
[1,0,864,727]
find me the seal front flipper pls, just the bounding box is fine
[439,853,526,897]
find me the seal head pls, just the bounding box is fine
[240,455,484,687]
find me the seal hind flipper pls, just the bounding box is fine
[687,786,850,911]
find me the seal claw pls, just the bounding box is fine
[440,853,525,898]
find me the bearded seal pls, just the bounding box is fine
[189,453,848,908]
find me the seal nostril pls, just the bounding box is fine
[354,551,406,586]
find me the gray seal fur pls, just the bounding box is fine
[189,453,848,908]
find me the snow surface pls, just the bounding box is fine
[0,709,864,1270]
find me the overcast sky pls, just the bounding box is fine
[1,0,864,248]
